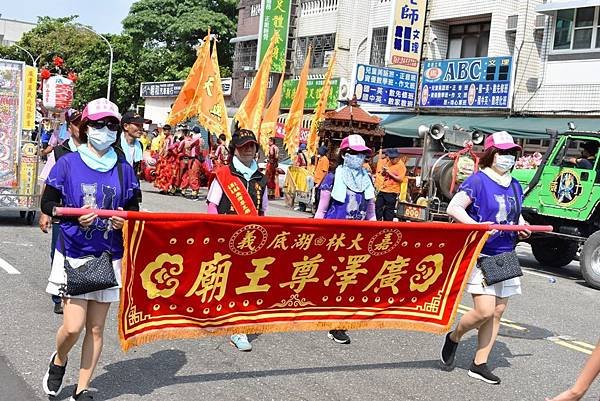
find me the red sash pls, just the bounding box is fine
[215,167,259,216]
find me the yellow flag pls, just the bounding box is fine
[167,31,210,126]
[196,39,231,140]
[235,31,278,136]
[259,73,285,154]
[284,46,312,157]
[307,51,336,157]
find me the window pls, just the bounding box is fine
[446,22,490,59]
[235,40,258,69]
[553,6,600,51]
[370,27,388,66]
[296,34,336,69]
[250,2,261,17]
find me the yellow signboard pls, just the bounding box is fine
[387,0,427,73]
[22,66,37,130]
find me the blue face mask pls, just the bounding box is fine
[88,126,117,151]
[494,154,516,172]
[343,153,366,170]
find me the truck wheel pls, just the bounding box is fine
[580,231,600,290]
[531,238,578,268]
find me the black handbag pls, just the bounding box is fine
[479,181,524,286]
[62,249,118,296]
[59,161,124,296]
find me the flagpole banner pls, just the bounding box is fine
[22,66,37,131]
[0,59,24,188]
[118,214,489,351]
[257,0,292,73]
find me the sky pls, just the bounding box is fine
[1,0,137,34]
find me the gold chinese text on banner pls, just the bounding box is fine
[22,66,37,131]
[118,214,489,351]
[387,0,427,72]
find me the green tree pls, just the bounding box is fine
[123,0,238,78]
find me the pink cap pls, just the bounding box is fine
[81,98,121,122]
[484,131,521,151]
[340,134,371,153]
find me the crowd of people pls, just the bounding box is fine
[35,98,598,400]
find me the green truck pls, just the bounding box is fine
[512,130,600,290]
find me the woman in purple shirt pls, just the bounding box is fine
[314,134,376,345]
[40,98,140,401]
[440,131,531,385]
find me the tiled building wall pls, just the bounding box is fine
[513,12,600,114]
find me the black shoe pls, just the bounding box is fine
[468,361,501,384]
[440,331,459,366]
[327,330,351,344]
[53,303,63,315]
[42,352,67,396]
[70,388,94,400]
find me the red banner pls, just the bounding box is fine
[113,214,494,351]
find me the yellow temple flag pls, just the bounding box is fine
[258,73,285,154]
[235,31,278,136]
[196,39,231,140]
[307,51,336,157]
[284,46,312,157]
[166,31,210,126]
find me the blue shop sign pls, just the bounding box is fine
[419,56,513,108]
[354,64,418,108]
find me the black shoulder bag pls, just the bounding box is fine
[59,162,124,296]
[479,181,524,286]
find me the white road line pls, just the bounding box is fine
[0,256,20,275]
[521,268,556,279]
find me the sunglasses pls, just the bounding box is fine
[88,120,120,131]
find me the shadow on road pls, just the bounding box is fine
[78,349,442,400]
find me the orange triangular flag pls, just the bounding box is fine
[196,38,231,140]
[166,32,210,126]
[259,73,285,154]
[284,46,312,157]
[235,31,278,137]
[307,51,336,157]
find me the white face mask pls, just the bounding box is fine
[88,126,117,151]
[494,154,516,173]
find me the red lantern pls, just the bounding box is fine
[40,68,51,80]
[53,56,64,68]
[67,71,78,82]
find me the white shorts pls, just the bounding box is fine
[46,250,122,303]
[465,263,522,298]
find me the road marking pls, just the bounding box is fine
[548,339,593,355]
[458,304,527,331]
[571,340,597,350]
[457,305,595,355]
[0,256,20,275]
[521,268,556,280]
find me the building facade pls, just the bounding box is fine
[230,0,600,141]
[0,18,36,46]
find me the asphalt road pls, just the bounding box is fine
[0,183,598,401]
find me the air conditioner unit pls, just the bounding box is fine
[535,14,547,30]
[506,15,518,32]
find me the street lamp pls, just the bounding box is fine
[77,24,113,101]
[13,44,36,66]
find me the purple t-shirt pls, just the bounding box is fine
[459,171,524,256]
[320,173,369,220]
[46,152,139,259]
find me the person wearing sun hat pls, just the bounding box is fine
[205,128,268,352]
[40,98,141,401]
[440,130,531,385]
[314,134,376,345]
